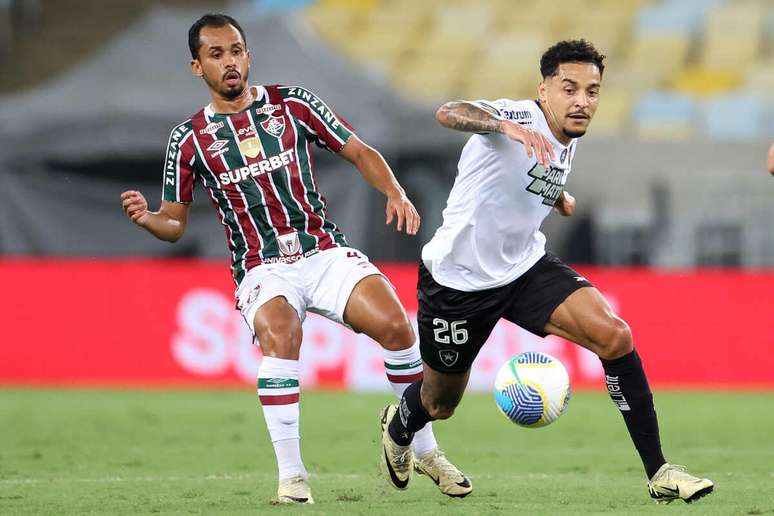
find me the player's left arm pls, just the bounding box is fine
[339,135,420,235]
[554,190,575,217]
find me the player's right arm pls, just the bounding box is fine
[121,191,188,242]
[121,121,196,242]
[435,100,554,167]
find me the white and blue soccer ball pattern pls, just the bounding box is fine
[493,352,571,428]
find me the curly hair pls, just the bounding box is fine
[540,39,606,78]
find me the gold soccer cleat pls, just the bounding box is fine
[276,475,314,504]
[379,404,413,490]
[648,463,714,504]
[414,448,472,498]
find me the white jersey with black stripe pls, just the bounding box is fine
[421,99,577,292]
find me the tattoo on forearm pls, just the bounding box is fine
[440,102,502,133]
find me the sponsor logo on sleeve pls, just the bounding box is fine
[285,87,341,130]
[502,110,532,124]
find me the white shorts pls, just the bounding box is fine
[235,246,384,331]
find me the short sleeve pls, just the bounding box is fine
[472,99,507,116]
[476,98,537,127]
[280,86,355,152]
[162,123,197,203]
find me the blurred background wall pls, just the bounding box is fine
[1,0,772,265]
[1,0,772,388]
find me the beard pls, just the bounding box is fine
[203,70,248,100]
[562,127,587,138]
[220,82,245,100]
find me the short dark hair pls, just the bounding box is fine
[540,39,605,78]
[188,14,247,59]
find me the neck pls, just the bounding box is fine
[209,85,255,114]
[538,100,572,146]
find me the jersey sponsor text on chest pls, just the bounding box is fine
[218,149,296,185]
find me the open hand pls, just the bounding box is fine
[386,191,420,235]
[500,121,555,168]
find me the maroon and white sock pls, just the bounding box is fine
[258,357,307,480]
[383,343,438,456]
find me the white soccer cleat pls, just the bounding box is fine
[276,475,314,504]
[379,404,413,490]
[647,463,714,504]
[414,448,472,498]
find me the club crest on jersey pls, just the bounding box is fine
[277,231,301,256]
[238,137,262,159]
[261,116,285,138]
[246,285,261,305]
[525,163,568,206]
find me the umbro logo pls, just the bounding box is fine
[574,276,587,282]
[206,139,229,158]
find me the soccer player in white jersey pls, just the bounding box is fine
[380,40,714,505]
[120,13,469,504]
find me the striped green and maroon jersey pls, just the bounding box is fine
[162,84,355,285]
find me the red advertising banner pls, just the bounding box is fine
[1,259,772,389]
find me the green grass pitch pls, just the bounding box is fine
[1,389,773,515]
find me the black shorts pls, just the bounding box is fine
[417,252,592,374]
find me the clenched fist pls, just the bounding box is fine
[121,190,150,226]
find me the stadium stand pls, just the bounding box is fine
[304,0,774,139]
[0,0,771,266]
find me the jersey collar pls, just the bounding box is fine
[203,85,268,118]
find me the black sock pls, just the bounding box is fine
[600,349,666,479]
[388,380,434,446]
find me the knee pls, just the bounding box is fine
[595,317,633,360]
[377,316,415,351]
[257,319,302,358]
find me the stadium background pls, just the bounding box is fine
[1,1,773,513]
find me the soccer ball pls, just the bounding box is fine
[493,352,570,428]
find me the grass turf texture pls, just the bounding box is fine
[1,390,772,515]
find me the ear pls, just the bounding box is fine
[538,80,547,102]
[191,58,203,78]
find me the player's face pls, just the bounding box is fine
[539,62,601,139]
[191,25,250,100]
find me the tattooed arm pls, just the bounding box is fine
[435,101,503,134]
[435,101,555,166]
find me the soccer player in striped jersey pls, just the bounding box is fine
[120,13,469,504]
